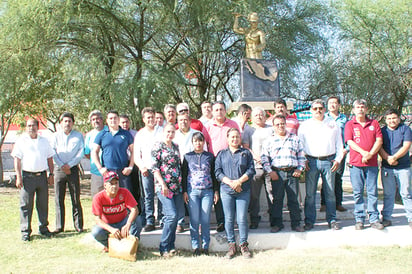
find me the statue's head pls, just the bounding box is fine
[248,12,259,23]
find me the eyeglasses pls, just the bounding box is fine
[178,109,189,114]
[312,107,324,111]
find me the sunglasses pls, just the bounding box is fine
[178,109,189,114]
[312,107,324,111]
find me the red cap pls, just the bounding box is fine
[103,171,119,183]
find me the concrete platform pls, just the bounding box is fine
[138,190,412,252]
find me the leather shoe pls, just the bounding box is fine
[270,225,283,233]
[370,222,384,230]
[304,223,314,231]
[22,235,30,242]
[292,225,305,232]
[176,225,185,233]
[249,223,258,229]
[143,224,155,232]
[40,230,53,238]
[216,223,225,232]
[336,205,347,212]
[355,222,364,230]
[382,220,392,227]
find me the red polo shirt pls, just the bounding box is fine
[344,117,382,167]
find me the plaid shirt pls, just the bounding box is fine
[261,132,306,173]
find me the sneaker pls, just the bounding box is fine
[225,243,237,259]
[355,222,364,230]
[319,205,326,212]
[382,219,392,227]
[328,221,341,230]
[169,249,178,256]
[292,225,305,232]
[176,225,185,233]
[193,248,201,256]
[216,223,225,232]
[370,222,384,230]
[240,242,252,259]
[202,249,209,256]
[270,225,283,233]
[304,223,314,231]
[336,205,347,212]
[143,224,155,232]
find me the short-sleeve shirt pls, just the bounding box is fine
[345,117,382,167]
[381,124,412,169]
[94,127,134,170]
[11,134,55,172]
[92,188,137,224]
[205,118,240,156]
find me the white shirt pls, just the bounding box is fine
[51,130,84,168]
[298,117,343,162]
[133,126,163,170]
[174,128,206,161]
[243,125,274,168]
[11,134,55,172]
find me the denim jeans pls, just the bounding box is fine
[349,166,379,223]
[249,168,272,225]
[381,167,412,222]
[221,189,250,244]
[92,213,142,247]
[321,154,346,206]
[142,170,163,225]
[271,170,301,228]
[305,156,336,224]
[188,188,214,249]
[157,191,184,253]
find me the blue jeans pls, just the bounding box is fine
[305,157,336,224]
[381,167,412,222]
[349,166,379,223]
[157,191,184,253]
[271,170,301,228]
[141,171,163,225]
[221,189,250,244]
[188,188,214,249]
[92,213,142,247]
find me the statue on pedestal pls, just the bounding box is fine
[233,12,279,102]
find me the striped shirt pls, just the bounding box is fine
[261,132,306,173]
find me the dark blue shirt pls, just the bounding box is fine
[215,147,255,195]
[381,124,412,169]
[182,151,218,193]
[94,127,134,170]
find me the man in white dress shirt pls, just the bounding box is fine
[298,99,343,231]
[12,118,55,241]
[51,112,85,234]
[134,107,163,232]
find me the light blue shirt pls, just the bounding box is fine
[51,129,84,168]
[84,127,106,175]
[326,112,348,150]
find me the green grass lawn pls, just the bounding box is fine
[0,183,411,273]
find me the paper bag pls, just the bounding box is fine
[108,235,139,261]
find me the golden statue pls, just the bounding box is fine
[233,12,266,59]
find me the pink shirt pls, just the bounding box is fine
[286,115,299,135]
[345,117,382,167]
[205,118,240,156]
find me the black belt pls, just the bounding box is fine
[273,167,296,172]
[306,154,335,161]
[23,170,46,176]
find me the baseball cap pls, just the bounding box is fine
[103,171,119,183]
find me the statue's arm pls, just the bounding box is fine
[233,15,245,34]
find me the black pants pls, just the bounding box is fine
[20,171,49,236]
[54,166,83,231]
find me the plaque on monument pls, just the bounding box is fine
[240,58,280,102]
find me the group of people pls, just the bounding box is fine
[11,97,411,259]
